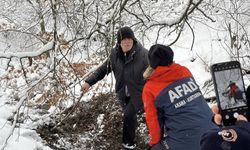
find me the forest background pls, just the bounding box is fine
[0,0,250,150]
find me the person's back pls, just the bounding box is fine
[159,77,217,149]
[144,64,218,150]
[142,44,217,150]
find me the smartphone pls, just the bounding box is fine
[211,61,248,126]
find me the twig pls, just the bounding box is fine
[51,91,84,130]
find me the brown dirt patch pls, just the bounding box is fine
[37,93,149,150]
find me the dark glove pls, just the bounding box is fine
[246,86,250,101]
[151,142,167,150]
[246,86,250,121]
[145,143,152,150]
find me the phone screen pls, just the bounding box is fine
[214,67,247,110]
[211,61,248,125]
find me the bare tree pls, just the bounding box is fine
[4,0,242,149]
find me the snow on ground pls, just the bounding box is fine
[0,89,52,150]
[0,4,249,150]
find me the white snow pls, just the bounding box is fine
[0,1,249,150]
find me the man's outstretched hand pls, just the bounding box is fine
[81,82,90,92]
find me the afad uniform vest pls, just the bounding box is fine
[142,63,218,150]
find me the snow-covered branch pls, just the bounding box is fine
[0,41,54,59]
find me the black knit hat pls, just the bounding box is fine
[148,44,174,69]
[117,26,136,43]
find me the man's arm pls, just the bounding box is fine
[82,60,112,92]
[142,86,161,145]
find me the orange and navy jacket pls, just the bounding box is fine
[142,63,217,149]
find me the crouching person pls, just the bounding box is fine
[142,44,218,150]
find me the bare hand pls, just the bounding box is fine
[211,105,248,125]
[81,82,90,92]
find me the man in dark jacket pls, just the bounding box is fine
[81,26,148,149]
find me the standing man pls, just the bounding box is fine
[142,44,218,150]
[81,26,148,149]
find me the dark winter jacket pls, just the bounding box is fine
[85,40,148,112]
[142,63,218,149]
[201,121,250,150]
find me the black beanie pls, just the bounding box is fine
[148,44,174,69]
[117,26,135,43]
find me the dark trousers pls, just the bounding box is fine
[122,97,137,144]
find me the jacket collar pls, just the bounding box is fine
[116,42,138,64]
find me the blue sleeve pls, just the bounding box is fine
[235,121,250,132]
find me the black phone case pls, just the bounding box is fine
[211,61,248,126]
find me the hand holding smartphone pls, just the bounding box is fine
[211,61,248,126]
